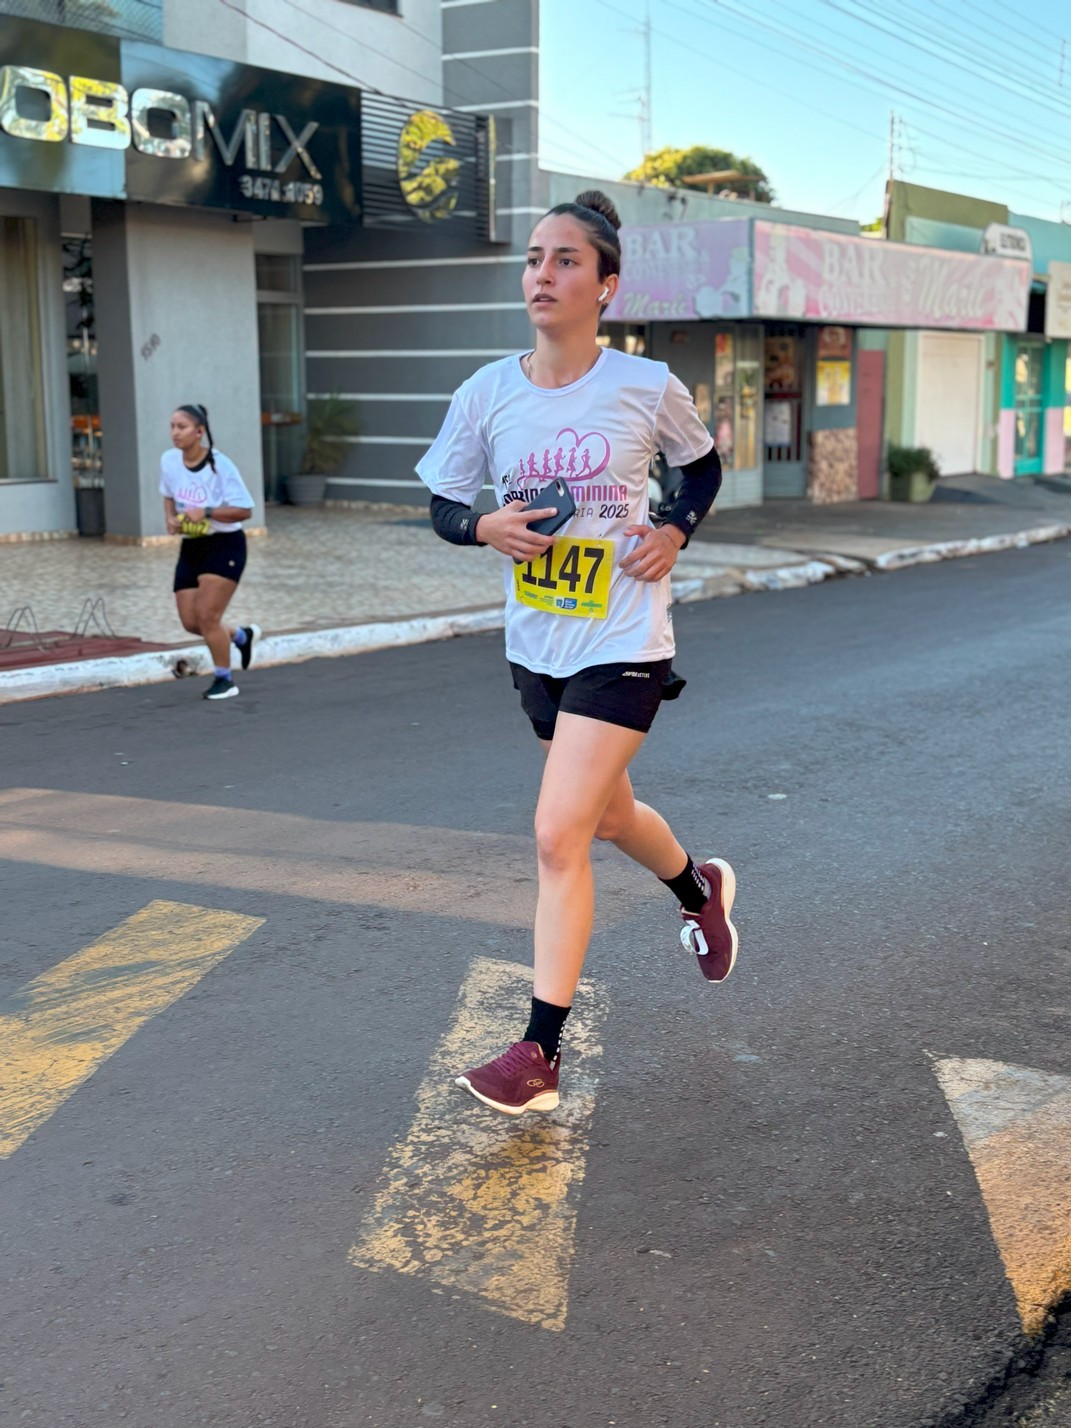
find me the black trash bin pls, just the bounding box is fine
[75,485,105,537]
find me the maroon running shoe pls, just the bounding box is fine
[454,1040,560,1115]
[679,857,738,983]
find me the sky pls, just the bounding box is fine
[538,0,1071,227]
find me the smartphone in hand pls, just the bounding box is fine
[523,477,577,537]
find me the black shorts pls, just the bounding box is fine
[510,658,682,741]
[173,530,247,592]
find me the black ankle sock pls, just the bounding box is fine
[661,856,710,913]
[524,996,571,1066]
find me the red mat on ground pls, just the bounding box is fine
[0,632,175,672]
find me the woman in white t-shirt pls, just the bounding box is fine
[417,191,739,1115]
[160,403,260,701]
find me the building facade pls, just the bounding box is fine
[601,204,1030,503]
[0,0,522,541]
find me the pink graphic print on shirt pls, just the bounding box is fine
[175,479,209,506]
[517,427,611,484]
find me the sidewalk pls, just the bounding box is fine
[2,474,1069,702]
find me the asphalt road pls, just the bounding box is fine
[2,543,1069,1428]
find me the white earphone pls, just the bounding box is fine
[599,288,610,301]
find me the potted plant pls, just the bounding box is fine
[286,394,359,505]
[887,442,941,502]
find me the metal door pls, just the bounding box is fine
[763,330,805,496]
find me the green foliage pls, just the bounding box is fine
[886,442,941,482]
[300,394,359,475]
[622,145,775,203]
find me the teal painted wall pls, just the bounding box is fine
[1010,213,1071,275]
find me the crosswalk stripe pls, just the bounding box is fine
[934,1056,1071,1336]
[350,956,606,1332]
[0,900,264,1159]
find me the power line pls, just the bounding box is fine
[259,0,637,178]
[679,0,1071,181]
[816,0,1071,124]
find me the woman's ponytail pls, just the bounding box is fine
[178,402,217,472]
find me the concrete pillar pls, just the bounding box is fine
[91,202,264,539]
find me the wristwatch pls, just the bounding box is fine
[204,507,213,522]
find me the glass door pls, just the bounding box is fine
[256,254,304,501]
[1014,342,1043,476]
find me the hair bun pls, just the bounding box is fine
[575,189,621,232]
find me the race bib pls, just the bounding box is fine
[178,517,211,537]
[513,536,612,619]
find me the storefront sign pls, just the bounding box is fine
[0,18,361,221]
[981,223,1032,263]
[357,92,496,240]
[1045,260,1071,339]
[604,219,751,322]
[754,222,1030,331]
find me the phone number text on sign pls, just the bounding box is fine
[239,176,325,206]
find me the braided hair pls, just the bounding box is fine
[177,403,217,473]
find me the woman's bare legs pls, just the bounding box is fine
[532,721,693,1006]
[175,576,237,670]
[532,714,649,1005]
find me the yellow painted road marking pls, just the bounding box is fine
[351,956,606,1332]
[934,1056,1071,1336]
[0,900,264,1159]
[0,789,650,929]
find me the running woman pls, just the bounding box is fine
[416,191,737,1116]
[161,403,260,701]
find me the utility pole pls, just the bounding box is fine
[888,109,900,182]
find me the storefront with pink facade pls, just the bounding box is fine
[604,218,1032,502]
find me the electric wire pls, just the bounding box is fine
[678,0,1071,182]
[248,0,637,178]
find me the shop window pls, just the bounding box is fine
[0,217,46,481]
[256,254,303,501]
[735,327,760,470]
[1014,342,1043,473]
[64,235,101,497]
[601,325,647,356]
[713,331,735,469]
[0,0,163,41]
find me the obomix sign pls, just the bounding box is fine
[0,64,326,208]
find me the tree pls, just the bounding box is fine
[623,145,775,204]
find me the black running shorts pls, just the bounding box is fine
[509,658,680,741]
[173,530,247,592]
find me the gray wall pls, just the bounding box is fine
[92,203,264,538]
[164,0,444,105]
[304,0,543,506]
[0,190,76,540]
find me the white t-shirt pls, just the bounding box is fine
[159,448,255,533]
[416,347,713,677]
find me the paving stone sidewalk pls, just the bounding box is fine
[1,474,1068,701]
[0,504,812,649]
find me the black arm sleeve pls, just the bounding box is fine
[662,444,723,546]
[429,494,486,546]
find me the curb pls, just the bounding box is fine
[2,523,1068,705]
[870,523,1071,571]
[0,608,506,705]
